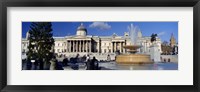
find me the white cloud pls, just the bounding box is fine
[158,31,165,36]
[89,22,111,30]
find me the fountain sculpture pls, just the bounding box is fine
[116,24,153,64]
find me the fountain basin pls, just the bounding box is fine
[123,45,141,53]
[116,54,153,64]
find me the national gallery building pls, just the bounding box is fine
[22,23,162,59]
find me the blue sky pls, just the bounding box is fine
[22,22,178,43]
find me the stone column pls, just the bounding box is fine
[77,41,79,52]
[73,40,74,52]
[97,42,100,53]
[89,40,91,52]
[120,42,122,53]
[114,42,116,52]
[68,41,71,52]
[81,41,83,52]
[80,40,82,52]
[85,40,88,52]
[68,41,70,52]
[76,41,77,52]
[83,40,85,52]
[78,41,80,52]
[85,41,87,52]
[67,41,69,52]
[70,41,71,52]
[84,40,86,52]
[70,40,73,52]
[116,42,118,52]
[113,42,115,52]
[115,42,117,52]
[110,42,113,53]
[123,42,125,53]
[76,41,78,52]
[82,40,84,52]
[124,41,126,53]
[65,42,67,52]
[73,40,75,52]
[80,41,81,52]
[78,40,79,52]
[81,40,82,52]
[74,40,76,52]
[66,41,68,52]
[112,42,114,53]
[118,42,119,52]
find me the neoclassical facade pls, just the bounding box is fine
[22,23,162,58]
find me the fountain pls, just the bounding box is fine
[116,24,153,64]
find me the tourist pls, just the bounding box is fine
[107,54,111,61]
[86,55,91,69]
[88,56,98,70]
[86,60,90,70]
[62,56,69,66]
[75,54,79,63]
[86,55,91,70]
[50,56,57,70]
[82,55,87,62]
[93,57,99,70]
[86,54,90,62]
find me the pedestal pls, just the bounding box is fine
[150,43,161,62]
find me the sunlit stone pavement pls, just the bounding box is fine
[63,61,178,70]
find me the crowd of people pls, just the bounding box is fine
[60,54,99,70]
[22,54,100,70]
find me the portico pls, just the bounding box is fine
[112,40,126,53]
[67,39,92,53]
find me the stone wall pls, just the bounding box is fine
[160,55,178,63]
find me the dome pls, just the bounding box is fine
[77,23,87,30]
[76,23,87,36]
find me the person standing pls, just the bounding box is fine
[107,54,111,61]
[88,56,98,70]
[93,57,99,70]
[86,55,90,62]
[86,55,91,70]
[50,56,57,70]
[62,56,69,66]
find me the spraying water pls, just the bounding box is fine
[128,24,140,45]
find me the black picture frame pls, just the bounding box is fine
[0,0,200,92]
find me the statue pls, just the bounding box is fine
[151,33,158,43]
